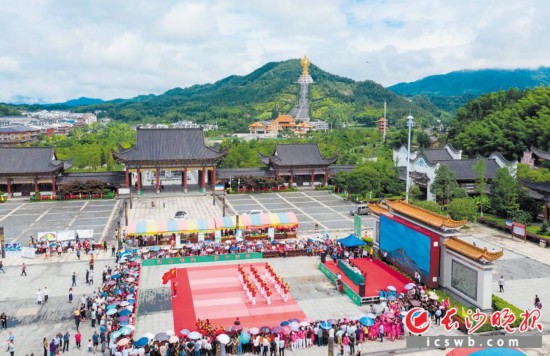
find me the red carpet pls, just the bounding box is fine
[323,258,413,297]
[172,263,306,331]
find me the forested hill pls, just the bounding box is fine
[447,86,550,161]
[74,59,441,131]
[388,67,550,113]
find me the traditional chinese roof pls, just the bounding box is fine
[367,203,390,215]
[385,200,468,229]
[259,144,338,167]
[444,236,503,262]
[531,146,550,160]
[422,149,454,162]
[248,122,265,128]
[271,115,296,126]
[439,158,501,181]
[113,128,226,164]
[0,147,70,176]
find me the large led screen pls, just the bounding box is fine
[380,215,431,280]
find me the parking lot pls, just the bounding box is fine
[0,199,118,243]
[225,191,374,233]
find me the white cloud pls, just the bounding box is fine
[0,0,548,103]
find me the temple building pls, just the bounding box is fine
[259,144,338,186]
[0,147,72,196]
[112,128,226,193]
[522,146,550,168]
[393,144,517,201]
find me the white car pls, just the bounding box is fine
[245,210,263,215]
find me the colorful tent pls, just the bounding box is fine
[126,212,298,236]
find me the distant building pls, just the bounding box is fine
[521,146,550,168]
[310,120,329,132]
[393,144,517,201]
[0,126,40,145]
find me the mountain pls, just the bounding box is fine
[54,97,105,107]
[76,59,442,131]
[387,67,550,112]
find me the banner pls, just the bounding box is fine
[267,227,275,239]
[214,230,221,243]
[142,252,263,266]
[21,246,36,259]
[75,229,94,239]
[57,230,76,241]
[512,222,526,239]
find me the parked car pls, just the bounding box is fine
[245,209,263,215]
[349,204,370,216]
[175,211,188,219]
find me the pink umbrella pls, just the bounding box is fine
[281,326,291,335]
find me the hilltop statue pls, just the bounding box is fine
[300,54,310,76]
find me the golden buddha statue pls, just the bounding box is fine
[300,54,310,76]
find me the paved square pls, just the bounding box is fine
[225,191,374,233]
[0,199,118,242]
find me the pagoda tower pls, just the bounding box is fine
[289,54,313,122]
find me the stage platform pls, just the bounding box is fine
[172,263,306,331]
[323,258,412,299]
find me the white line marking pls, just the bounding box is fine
[35,204,57,222]
[100,199,120,243]
[301,192,353,222]
[0,203,26,222]
[275,193,328,230]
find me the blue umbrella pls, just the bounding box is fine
[280,321,289,326]
[110,274,121,279]
[239,331,251,344]
[113,288,122,295]
[133,337,149,348]
[151,246,161,251]
[320,321,332,330]
[119,309,132,316]
[106,304,117,310]
[359,317,374,327]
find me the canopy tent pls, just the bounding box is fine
[237,212,298,229]
[337,234,366,248]
[126,212,298,236]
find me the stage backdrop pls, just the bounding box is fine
[379,214,440,288]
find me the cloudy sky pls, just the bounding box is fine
[0,0,547,103]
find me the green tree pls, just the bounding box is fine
[416,131,431,149]
[490,168,520,217]
[472,159,487,216]
[448,197,477,221]
[412,200,442,214]
[430,164,460,206]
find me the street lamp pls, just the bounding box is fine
[405,114,415,203]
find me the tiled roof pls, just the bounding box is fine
[260,144,338,167]
[272,115,295,125]
[531,146,550,160]
[0,147,66,175]
[385,200,468,229]
[367,203,389,215]
[439,158,501,180]
[422,149,453,162]
[113,128,225,162]
[248,122,264,128]
[444,237,503,262]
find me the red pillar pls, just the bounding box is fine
[212,166,216,186]
[275,170,279,180]
[324,170,329,186]
[201,167,206,190]
[183,169,188,192]
[310,170,315,186]
[51,177,56,194]
[34,177,39,192]
[289,171,293,185]
[125,169,130,188]
[155,167,160,193]
[6,178,11,197]
[137,169,141,191]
